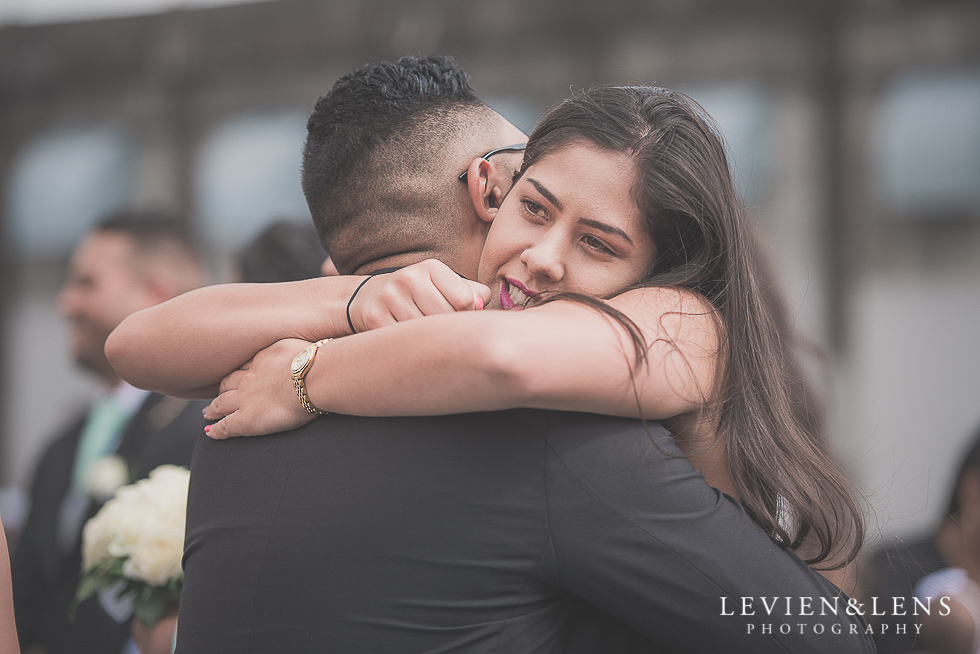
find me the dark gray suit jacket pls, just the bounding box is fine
[12,393,206,654]
[177,410,875,653]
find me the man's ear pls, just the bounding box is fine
[465,157,504,224]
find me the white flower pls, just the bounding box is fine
[80,465,190,581]
[123,524,185,586]
[84,455,129,500]
[82,499,122,570]
[106,498,159,560]
[78,464,190,624]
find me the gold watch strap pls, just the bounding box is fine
[292,338,332,415]
[293,376,324,415]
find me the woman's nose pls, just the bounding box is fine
[520,234,565,284]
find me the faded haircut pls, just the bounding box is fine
[301,54,494,274]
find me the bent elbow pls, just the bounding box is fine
[105,317,153,390]
[105,326,194,396]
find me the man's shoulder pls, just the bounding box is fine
[535,413,709,516]
[297,408,554,437]
[541,413,677,469]
[293,409,658,435]
[542,412,670,437]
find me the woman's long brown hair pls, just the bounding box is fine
[522,85,864,568]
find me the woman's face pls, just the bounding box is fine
[478,141,656,310]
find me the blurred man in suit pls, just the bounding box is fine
[12,210,208,654]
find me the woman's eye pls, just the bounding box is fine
[521,199,547,220]
[583,234,614,255]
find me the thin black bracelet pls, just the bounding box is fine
[346,276,374,334]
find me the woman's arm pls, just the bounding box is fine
[205,286,718,438]
[106,260,489,398]
[106,277,363,398]
[306,287,718,419]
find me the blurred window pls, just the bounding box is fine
[194,110,310,252]
[680,81,773,205]
[6,126,135,259]
[876,70,980,218]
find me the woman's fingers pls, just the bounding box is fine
[464,280,492,310]
[204,338,319,440]
[354,259,492,331]
[204,388,239,421]
[218,368,245,395]
[205,413,241,440]
[424,262,490,313]
[206,400,313,440]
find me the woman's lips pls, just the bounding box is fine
[499,279,536,310]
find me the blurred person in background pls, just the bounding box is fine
[234,220,331,284]
[11,210,208,654]
[861,423,980,653]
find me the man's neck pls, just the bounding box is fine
[353,251,446,276]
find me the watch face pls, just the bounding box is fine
[290,348,312,376]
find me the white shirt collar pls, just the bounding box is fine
[109,382,152,416]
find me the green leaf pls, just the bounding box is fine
[74,575,101,603]
[134,591,167,626]
[76,556,128,602]
[74,555,183,627]
[166,575,184,594]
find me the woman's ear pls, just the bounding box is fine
[465,158,501,224]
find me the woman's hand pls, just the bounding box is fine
[348,259,491,333]
[204,338,315,439]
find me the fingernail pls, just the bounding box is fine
[474,295,484,311]
[202,407,207,417]
[204,425,211,434]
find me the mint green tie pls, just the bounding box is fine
[71,397,130,492]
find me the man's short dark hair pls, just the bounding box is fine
[301,55,491,273]
[95,207,197,255]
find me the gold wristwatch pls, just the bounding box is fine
[290,339,333,415]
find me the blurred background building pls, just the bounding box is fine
[1,0,978,545]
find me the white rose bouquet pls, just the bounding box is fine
[76,464,190,625]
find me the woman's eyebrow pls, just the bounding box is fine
[527,176,635,245]
[527,178,563,211]
[578,218,634,245]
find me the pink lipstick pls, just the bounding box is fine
[499,278,537,311]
